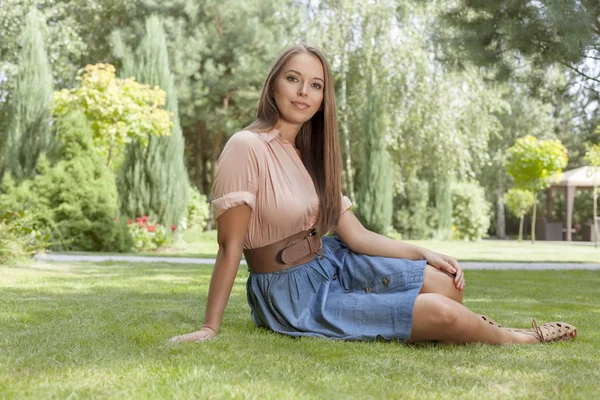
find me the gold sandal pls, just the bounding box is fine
[521,319,577,343]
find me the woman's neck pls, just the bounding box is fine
[276,120,302,148]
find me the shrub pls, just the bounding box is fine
[0,209,50,264]
[185,186,210,230]
[0,111,133,252]
[452,181,491,241]
[393,177,434,239]
[127,215,172,252]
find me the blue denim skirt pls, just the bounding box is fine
[246,236,426,341]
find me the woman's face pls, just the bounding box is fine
[272,52,325,126]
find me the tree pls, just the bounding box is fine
[52,64,173,169]
[0,0,140,142]
[357,85,393,233]
[441,1,600,91]
[505,135,568,243]
[584,142,600,248]
[118,15,190,228]
[112,0,300,195]
[1,8,53,181]
[502,188,536,242]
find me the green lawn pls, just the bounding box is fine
[1,261,599,399]
[153,228,600,263]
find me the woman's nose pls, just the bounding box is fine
[298,83,308,96]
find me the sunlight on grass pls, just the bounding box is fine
[1,262,599,399]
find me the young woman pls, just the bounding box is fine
[170,44,576,345]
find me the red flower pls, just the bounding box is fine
[128,219,133,225]
[171,224,176,232]
[148,225,156,233]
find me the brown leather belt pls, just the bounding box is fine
[243,229,323,273]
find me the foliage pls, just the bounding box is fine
[0,111,132,252]
[441,0,600,90]
[117,16,190,228]
[185,186,210,230]
[451,181,491,241]
[127,215,172,252]
[0,209,50,264]
[505,135,569,192]
[52,64,173,169]
[393,176,433,240]
[503,189,536,219]
[357,85,393,234]
[1,8,53,181]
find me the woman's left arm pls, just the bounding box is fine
[334,209,464,287]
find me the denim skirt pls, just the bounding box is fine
[246,236,426,341]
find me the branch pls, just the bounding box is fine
[558,60,600,84]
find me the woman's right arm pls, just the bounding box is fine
[169,204,251,343]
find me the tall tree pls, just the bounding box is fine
[357,84,393,233]
[505,135,568,243]
[118,16,190,228]
[1,8,53,181]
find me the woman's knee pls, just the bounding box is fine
[415,293,461,329]
[421,264,464,304]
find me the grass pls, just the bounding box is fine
[1,261,599,399]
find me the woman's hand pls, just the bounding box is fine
[422,250,465,290]
[169,326,218,343]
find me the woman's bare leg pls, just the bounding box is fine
[407,293,537,345]
[420,264,464,304]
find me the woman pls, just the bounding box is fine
[170,44,576,345]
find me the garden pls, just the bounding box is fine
[2,1,600,398]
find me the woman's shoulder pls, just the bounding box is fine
[226,130,268,149]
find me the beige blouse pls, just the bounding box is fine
[211,128,353,249]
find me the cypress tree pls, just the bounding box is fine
[357,85,394,234]
[118,16,189,227]
[1,8,53,181]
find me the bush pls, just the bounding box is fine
[451,181,491,241]
[0,209,50,264]
[184,186,210,230]
[393,177,434,239]
[127,215,172,252]
[0,111,133,252]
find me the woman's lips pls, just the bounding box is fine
[291,101,309,110]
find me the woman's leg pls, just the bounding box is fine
[419,264,464,304]
[407,293,537,345]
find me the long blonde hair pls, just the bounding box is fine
[244,44,342,235]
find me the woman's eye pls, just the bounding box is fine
[287,76,298,82]
[312,83,322,90]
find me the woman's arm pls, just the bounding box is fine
[170,204,251,343]
[334,209,464,289]
[334,209,428,259]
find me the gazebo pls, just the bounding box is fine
[544,166,600,241]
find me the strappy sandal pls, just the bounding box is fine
[479,314,501,328]
[519,319,577,343]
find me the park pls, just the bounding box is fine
[1,1,600,398]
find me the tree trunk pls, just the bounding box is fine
[496,183,506,239]
[531,199,537,244]
[340,35,355,203]
[519,215,524,242]
[594,184,599,249]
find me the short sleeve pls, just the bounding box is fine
[211,132,261,220]
[341,195,352,215]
